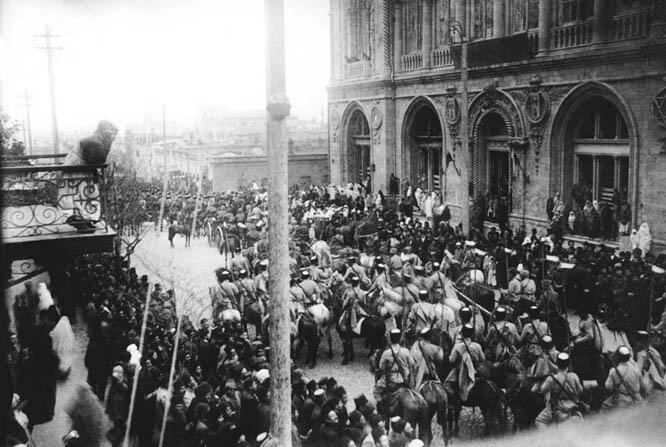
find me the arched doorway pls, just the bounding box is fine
[478,112,511,213]
[405,103,443,192]
[346,109,371,184]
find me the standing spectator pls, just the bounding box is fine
[106,364,129,446]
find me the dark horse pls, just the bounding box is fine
[168,223,191,248]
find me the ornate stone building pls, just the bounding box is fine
[328,0,666,250]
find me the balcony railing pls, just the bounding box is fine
[552,19,594,49]
[1,162,109,239]
[401,51,423,71]
[344,60,370,79]
[432,47,453,68]
[610,9,651,41]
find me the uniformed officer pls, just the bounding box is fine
[212,269,240,318]
[425,262,448,302]
[254,259,270,301]
[528,335,559,385]
[520,305,550,367]
[410,328,444,390]
[236,268,263,328]
[373,329,413,418]
[412,265,427,291]
[343,256,371,288]
[533,352,583,428]
[289,275,308,317]
[298,270,321,307]
[484,307,519,362]
[340,276,368,365]
[445,324,486,400]
[603,345,643,410]
[406,290,437,346]
[635,330,666,398]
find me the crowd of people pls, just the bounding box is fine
[2,180,666,447]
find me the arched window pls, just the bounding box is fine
[344,0,371,62]
[509,0,540,33]
[403,0,423,54]
[557,0,593,25]
[473,0,494,39]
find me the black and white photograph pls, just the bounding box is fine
[1,1,666,446]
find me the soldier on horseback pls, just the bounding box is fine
[532,352,584,428]
[373,329,414,420]
[603,345,643,410]
[405,290,437,347]
[483,307,519,362]
[343,256,371,288]
[410,328,444,390]
[519,306,551,367]
[298,270,321,306]
[635,330,666,398]
[340,276,368,365]
[236,268,263,332]
[445,324,486,401]
[212,269,240,319]
[528,335,560,386]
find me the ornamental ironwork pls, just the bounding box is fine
[653,88,666,129]
[2,164,108,239]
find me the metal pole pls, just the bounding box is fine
[158,308,184,447]
[265,0,292,445]
[157,106,168,231]
[123,284,152,447]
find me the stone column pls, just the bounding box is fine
[394,1,403,73]
[422,0,433,68]
[382,0,392,77]
[493,0,506,38]
[593,0,609,43]
[538,0,552,52]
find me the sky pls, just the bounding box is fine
[0,0,330,137]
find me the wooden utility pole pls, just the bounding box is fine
[157,106,168,231]
[459,36,470,234]
[20,91,34,154]
[35,26,61,154]
[265,0,292,446]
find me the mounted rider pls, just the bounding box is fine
[343,256,371,288]
[410,327,444,390]
[528,335,560,386]
[340,276,368,365]
[211,269,240,319]
[373,329,414,418]
[445,324,487,401]
[254,259,270,302]
[604,345,644,410]
[634,330,666,398]
[533,352,584,428]
[236,268,263,322]
[297,270,321,307]
[519,305,550,367]
[424,261,448,302]
[405,290,437,346]
[483,307,519,362]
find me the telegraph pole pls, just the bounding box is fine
[265,0,292,446]
[35,26,61,154]
[20,91,34,154]
[157,106,169,232]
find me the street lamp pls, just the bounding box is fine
[449,19,470,235]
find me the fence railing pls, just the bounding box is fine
[610,9,651,41]
[553,19,594,49]
[1,163,109,239]
[432,47,454,67]
[401,51,423,71]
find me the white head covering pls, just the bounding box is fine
[37,282,54,311]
